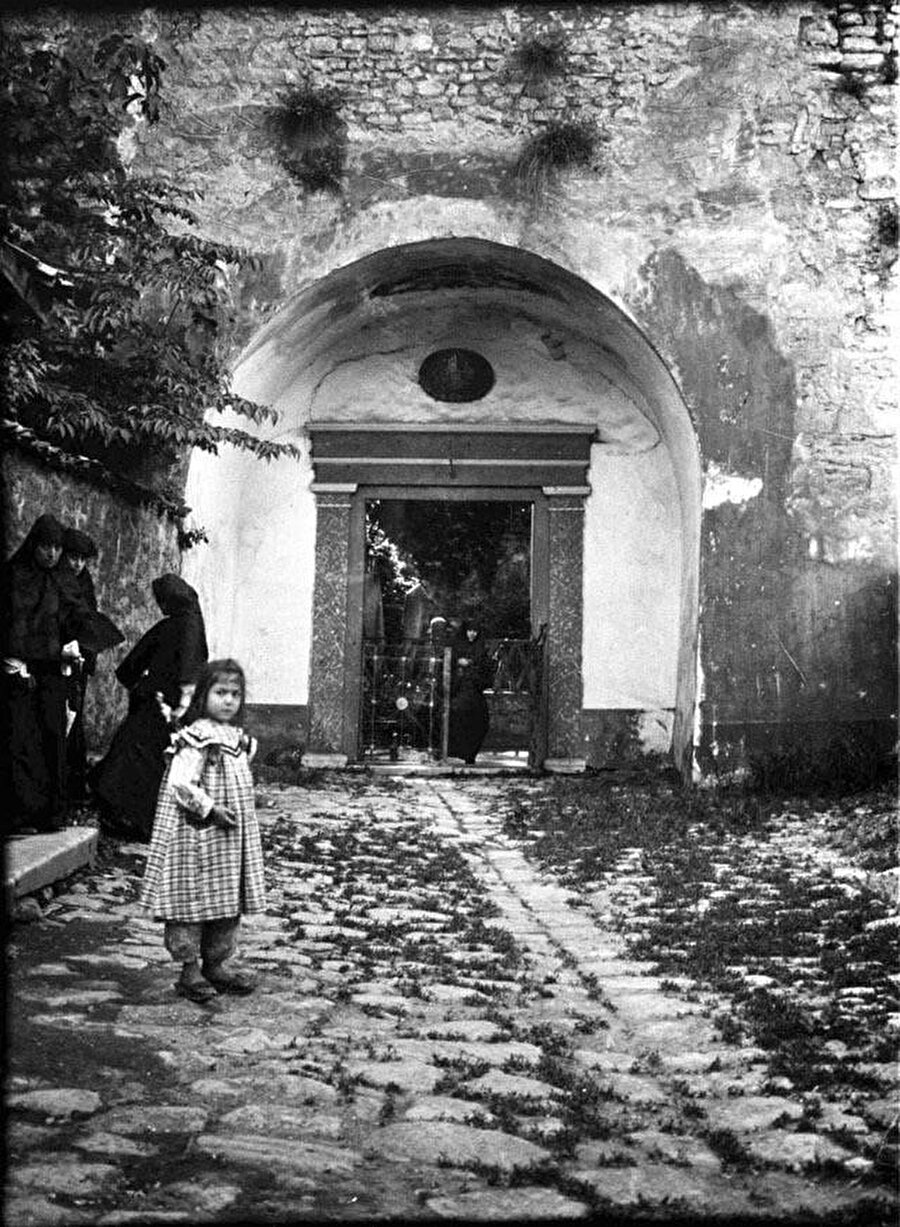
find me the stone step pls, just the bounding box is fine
[5,828,98,907]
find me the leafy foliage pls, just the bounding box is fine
[502,778,900,1100]
[367,500,532,637]
[1,19,299,521]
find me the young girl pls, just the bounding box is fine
[140,659,266,1003]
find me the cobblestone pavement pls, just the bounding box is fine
[6,776,896,1224]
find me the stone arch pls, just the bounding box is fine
[183,238,701,775]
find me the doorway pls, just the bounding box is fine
[359,498,541,764]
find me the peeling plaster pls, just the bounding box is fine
[637,710,675,754]
[702,460,763,510]
[693,627,705,783]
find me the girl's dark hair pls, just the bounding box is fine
[183,658,247,726]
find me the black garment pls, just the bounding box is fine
[1,515,87,832]
[1,670,69,831]
[92,574,208,841]
[64,566,98,807]
[447,627,493,764]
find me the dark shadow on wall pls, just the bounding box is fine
[636,249,896,781]
[638,248,796,496]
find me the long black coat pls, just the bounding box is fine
[92,575,208,840]
[1,516,88,830]
[64,566,99,806]
[447,628,493,763]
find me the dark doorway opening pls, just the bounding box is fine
[367,499,531,640]
[360,499,537,764]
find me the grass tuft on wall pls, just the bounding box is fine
[513,120,600,200]
[512,31,568,93]
[268,84,346,194]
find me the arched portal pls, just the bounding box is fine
[183,238,701,776]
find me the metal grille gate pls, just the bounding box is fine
[359,633,546,765]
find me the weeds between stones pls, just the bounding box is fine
[254,775,896,1209]
[704,1127,754,1169]
[500,778,898,1114]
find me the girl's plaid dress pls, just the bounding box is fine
[140,718,266,922]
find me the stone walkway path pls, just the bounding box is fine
[6,776,895,1224]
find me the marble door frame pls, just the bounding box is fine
[303,482,588,771]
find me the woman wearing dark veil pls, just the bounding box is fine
[92,574,208,841]
[1,514,87,833]
[60,528,100,807]
[447,621,494,765]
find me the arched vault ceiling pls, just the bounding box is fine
[232,239,691,454]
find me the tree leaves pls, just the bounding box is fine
[2,20,296,525]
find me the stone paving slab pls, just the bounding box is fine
[366,1120,551,1173]
[193,1133,363,1173]
[570,1163,758,1215]
[426,1188,589,1219]
[345,1056,444,1094]
[9,1158,119,1194]
[702,1095,806,1132]
[402,1095,498,1124]
[8,1088,102,1119]
[97,1105,210,1134]
[4,1194,92,1226]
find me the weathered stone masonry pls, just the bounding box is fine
[5,3,897,775]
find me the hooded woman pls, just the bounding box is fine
[92,574,208,841]
[447,621,494,765]
[60,528,100,807]
[1,514,87,832]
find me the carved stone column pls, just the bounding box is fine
[545,489,587,771]
[304,485,355,766]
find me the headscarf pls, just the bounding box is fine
[62,528,98,559]
[8,513,65,565]
[2,513,70,659]
[152,573,202,617]
[115,573,207,700]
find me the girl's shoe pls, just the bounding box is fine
[203,968,257,995]
[175,979,218,1004]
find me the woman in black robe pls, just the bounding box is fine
[447,621,494,765]
[92,574,208,841]
[1,514,87,833]
[60,528,99,807]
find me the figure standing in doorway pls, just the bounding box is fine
[448,620,494,765]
